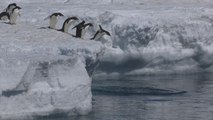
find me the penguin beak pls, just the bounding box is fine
[74,17,79,20]
[17,6,22,9]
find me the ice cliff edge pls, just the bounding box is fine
[0,23,103,119]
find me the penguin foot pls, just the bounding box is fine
[10,23,16,25]
[38,27,48,29]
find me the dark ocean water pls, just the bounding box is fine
[39,74,213,120]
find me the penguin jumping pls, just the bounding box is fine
[58,17,78,33]
[90,25,111,40]
[46,12,64,29]
[0,12,10,20]
[9,6,21,25]
[72,20,85,38]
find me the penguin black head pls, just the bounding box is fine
[50,12,64,17]
[12,6,21,10]
[56,12,64,17]
[71,17,79,20]
[8,3,17,8]
[66,17,79,22]
[81,20,86,24]
[12,6,21,13]
[84,23,93,27]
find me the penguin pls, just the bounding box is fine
[59,17,78,33]
[0,12,10,20]
[72,20,85,38]
[9,6,21,25]
[4,3,17,15]
[90,25,111,40]
[81,23,93,39]
[46,12,64,29]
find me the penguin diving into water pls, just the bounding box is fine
[45,12,64,29]
[58,17,78,33]
[9,6,21,25]
[90,25,111,40]
[0,12,10,20]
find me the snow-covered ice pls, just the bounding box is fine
[0,0,213,119]
[0,5,103,118]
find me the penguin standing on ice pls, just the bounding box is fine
[9,6,21,25]
[0,12,10,20]
[90,25,111,40]
[4,3,17,15]
[58,17,78,33]
[72,20,85,38]
[81,23,93,39]
[0,3,17,21]
[46,12,64,29]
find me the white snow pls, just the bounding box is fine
[0,0,213,119]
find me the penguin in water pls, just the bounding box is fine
[0,12,10,20]
[58,17,78,33]
[4,3,17,15]
[72,20,85,38]
[9,6,21,25]
[46,12,64,29]
[90,25,111,40]
[81,23,93,39]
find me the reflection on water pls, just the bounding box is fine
[39,74,213,120]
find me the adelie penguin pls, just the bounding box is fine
[46,12,64,29]
[58,17,79,33]
[73,21,93,39]
[9,6,21,25]
[90,25,111,40]
[72,20,85,38]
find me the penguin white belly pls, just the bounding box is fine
[94,32,105,41]
[49,16,57,29]
[81,26,89,39]
[64,21,73,33]
[10,10,19,24]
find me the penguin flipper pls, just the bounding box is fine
[99,25,103,31]
[38,27,48,29]
[72,25,78,30]
[55,28,63,32]
[44,16,50,20]
[90,31,99,40]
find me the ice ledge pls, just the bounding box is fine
[0,23,104,119]
[0,55,92,119]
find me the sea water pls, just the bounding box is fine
[38,74,213,120]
